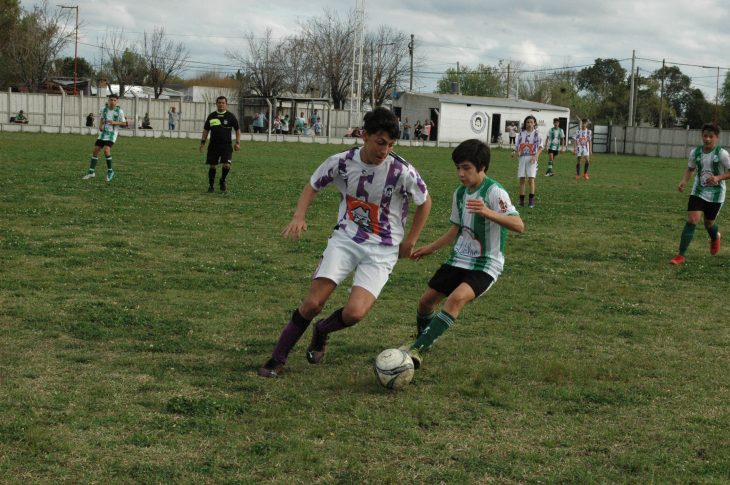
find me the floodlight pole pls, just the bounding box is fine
[58,4,79,96]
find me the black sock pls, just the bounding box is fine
[208,168,216,187]
[221,166,230,182]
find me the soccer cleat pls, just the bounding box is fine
[82,171,95,180]
[669,255,686,265]
[575,174,580,180]
[305,321,328,364]
[545,172,554,177]
[257,358,285,378]
[528,203,534,209]
[583,173,590,180]
[106,169,115,182]
[398,345,422,370]
[710,232,721,255]
[219,180,226,192]
[208,186,215,193]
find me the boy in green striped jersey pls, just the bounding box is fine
[545,118,565,176]
[402,139,524,368]
[670,123,730,265]
[82,94,127,182]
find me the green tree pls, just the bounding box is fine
[651,65,692,127]
[437,64,504,97]
[0,0,21,88]
[53,56,95,79]
[577,58,629,124]
[683,88,714,128]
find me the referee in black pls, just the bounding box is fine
[199,96,241,192]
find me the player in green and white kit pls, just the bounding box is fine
[83,93,127,182]
[401,139,524,368]
[670,123,730,265]
[544,118,565,176]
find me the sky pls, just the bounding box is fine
[20,0,730,99]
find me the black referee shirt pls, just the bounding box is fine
[204,110,240,146]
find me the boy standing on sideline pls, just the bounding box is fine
[511,115,543,208]
[508,123,517,146]
[574,118,592,179]
[199,96,240,193]
[83,94,127,182]
[401,139,524,368]
[545,118,565,176]
[257,107,432,378]
[670,123,730,265]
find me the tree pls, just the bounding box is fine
[651,65,692,127]
[299,9,357,109]
[227,28,288,97]
[577,58,628,124]
[142,26,189,99]
[102,29,147,96]
[437,63,504,97]
[683,88,714,128]
[363,26,408,107]
[4,1,74,91]
[0,0,21,88]
[54,56,95,79]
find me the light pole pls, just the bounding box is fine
[58,4,78,95]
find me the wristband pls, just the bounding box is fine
[200,139,206,145]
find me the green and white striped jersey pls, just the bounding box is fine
[689,145,730,203]
[97,105,126,143]
[445,177,519,279]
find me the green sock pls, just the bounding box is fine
[416,311,435,335]
[106,156,113,170]
[707,224,719,240]
[412,310,455,352]
[547,161,553,172]
[89,156,98,171]
[679,222,696,255]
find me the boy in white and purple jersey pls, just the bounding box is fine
[258,107,432,378]
[574,118,592,179]
[511,115,543,208]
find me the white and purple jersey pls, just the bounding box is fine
[515,130,542,158]
[574,128,592,156]
[310,147,429,246]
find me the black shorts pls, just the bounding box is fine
[206,144,233,165]
[687,195,723,220]
[548,149,560,156]
[94,139,114,148]
[428,264,495,298]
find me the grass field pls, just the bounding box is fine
[1,132,729,484]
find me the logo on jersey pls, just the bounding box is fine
[498,198,509,213]
[454,227,482,258]
[346,195,380,234]
[470,112,487,134]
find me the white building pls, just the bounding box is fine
[392,93,570,144]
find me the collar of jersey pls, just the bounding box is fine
[216,110,227,115]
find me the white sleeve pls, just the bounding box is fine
[488,186,518,215]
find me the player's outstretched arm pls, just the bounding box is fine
[399,195,432,259]
[678,168,694,192]
[281,184,318,240]
[411,224,459,260]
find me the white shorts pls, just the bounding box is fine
[313,229,399,298]
[518,156,538,178]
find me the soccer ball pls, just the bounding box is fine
[374,348,415,390]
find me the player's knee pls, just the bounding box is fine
[341,306,368,325]
[223,163,231,170]
[300,299,325,318]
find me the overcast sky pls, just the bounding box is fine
[21,0,730,98]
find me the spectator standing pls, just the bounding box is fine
[281,114,290,135]
[402,118,412,140]
[85,112,94,127]
[168,106,178,131]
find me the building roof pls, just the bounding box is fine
[404,92,569,112]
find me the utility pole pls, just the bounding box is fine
[628,50,635,127]
[456,62,460,95]
[58,4,79,95]
[349,0,365,127]
[659,58,665,128]
[506,63,510,98]
[408,34,414,91]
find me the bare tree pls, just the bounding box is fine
[4,1,74,91]
[363,26,409,107]
[227,28,287,97]
[299,9,356,109]
[277,36,323,96]
[142,26,189,99]
[101,29,147,96]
